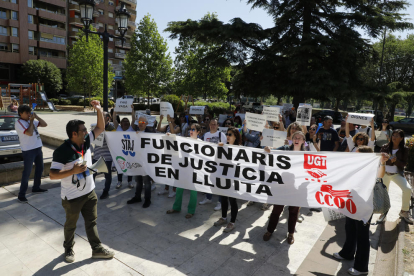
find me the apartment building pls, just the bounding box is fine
[0,0,136,94]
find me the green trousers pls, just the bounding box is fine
[62,190,103,251]
[172,188,197,214]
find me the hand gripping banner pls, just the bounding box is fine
[105,132,380,222]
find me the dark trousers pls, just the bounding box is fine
[92,159,112,192]
[135,175,151,201]
[221,196,238,223]
[19,147,44,198]
[267,205,299,234]
[62,190,103,251]
[206,194,221,202]
[338,216,372,273]
[117,173,132,183]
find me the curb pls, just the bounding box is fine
[39,133,65,148]
[396,219,407,276]
[0,159,52,187]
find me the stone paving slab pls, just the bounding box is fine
[0,172,404,276]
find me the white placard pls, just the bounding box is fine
[235,113,245,122]
[93,132,104,147]
[218,114,228,124]
[218,127,228,134]
[322,208,346,221]
[283,103,294,111]
[160,102,174,117]
[347,113,375,126]
[299,103,312,107]
[263,106,280,122]
[135,112,156,127]
[115,98,133,113]
[189,106,205,115]
[261,129,287,148]
[296,106,312,126]
[245,112,266,132]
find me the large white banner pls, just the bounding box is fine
[106,132,379,222]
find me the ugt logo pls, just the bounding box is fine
[304,154,327,182]
[121,134,135,157]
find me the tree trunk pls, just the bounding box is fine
[147,90,150,108]
[390,103,397,121]
[334,98,340,112]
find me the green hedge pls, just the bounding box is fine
[187,101,235,117]
[49,98,59,105]
[59,99,71,105]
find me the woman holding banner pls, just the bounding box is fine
[262,131,306,244]
[334,148,389,276]
[345,116,375,152]
[166,123,201,218]
[214,127,242,232]
[379,129,413,224]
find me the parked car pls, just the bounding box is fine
[313,110,343,124]
[0,114,22,161]
[390,118,414,133]
[58,94,68,100]
[244,102,261,112]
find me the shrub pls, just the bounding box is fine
[49,98,59,105]
[59,99,71,105]
[69,97,80,105]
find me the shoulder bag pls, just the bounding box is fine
[373,178,391,214]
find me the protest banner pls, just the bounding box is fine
[135,112,156,127]
[160,102,174,117]
[245,112,266,132]
[189,106,205,115]
[263,106,281,122]
[114,98,134,113]
[283,103,294,111]
[218,127,228,134]
[296,106,312,126]
[322,207,346,221]
[261,129,287,148]
[218,114,228,124]
[106,132,380,222]
[235,113,245,122]
[347,113,375,126]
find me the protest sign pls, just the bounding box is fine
[235,113,245,122]
[218,114,228,124]
[160,102,174,117]
[135,112,156,127]
[115,98,133,113]
[299,103,312,107]
[189,106,205,115]
[106,132,380,222]
[261,129,287,148]
[296,106,312,126]
[283,103,294,111]
[218,127,228,134]
[322,208,346,221]
[93,132,104,147]
[263,106,281,122]
[347,113,375,126]
[245,112,266,132]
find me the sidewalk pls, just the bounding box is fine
[0,173,403,276]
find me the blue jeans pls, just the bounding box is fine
[92,159,113,192]
[19,147,44,198]
[206,194,221,202]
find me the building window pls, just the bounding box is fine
[98,23,103,28]
[109,37,113,42]
[28,0,32,8]
[29,46,35,55]
[109,1,114,6]
[108,48,113,53]
[11,27,18,37]
[108,59,113,64]
[11,0,17,3]
[28,15,33,24]
[108,25,113,30]
[108,12,113,18]
[98,9,104,15]
[28,30,34,40]
[11,11,18,20]
[0,26,7,36]
[12,44,19,53]
[0,9,6,20]
[0,43,8,52]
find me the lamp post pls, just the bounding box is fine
[229,85,233,110]
[83,75,86,109]
[79,0,130,112]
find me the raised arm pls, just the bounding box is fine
[92,101,104,137]
[370,118,375,141]
[345,115,350,137]
[131,105,136,125]
[278,115,285,131]
[34,113,47,127]
[113,110,119,129]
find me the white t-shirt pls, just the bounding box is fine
[346,136,375,152]
[15,119,42,151]
[116,125,134,132]
[386,149,399,173]
[51,131,96,200]
[203,131,226,144]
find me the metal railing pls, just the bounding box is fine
[115,53,126,59]
[115,41,131,48]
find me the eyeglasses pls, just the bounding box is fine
[138,121,147,124]
[310,128,316,131]
[356,138,365,141]
[190,128,196,132]
[225,122,232,125]
[226,133,233,136]
[273,126,279,130]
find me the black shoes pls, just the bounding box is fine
[143,200,151,208]
[32,188,48,194]
[127,197,141,204]
[100,191,109,200]
[65,248,75,263]
[18,197,28,203]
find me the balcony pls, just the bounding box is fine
[69,3,80,12]
[123,0,137,5]
[115,41,131,48]
[69,17,83,27]
[115,53,126,59]
[93,10,100,17]
[112,64,123,71]
[128,21,135,28]
[38,9,66,23]
[68,30,79,38]
[115,30,133,37]
[116,5,136,16]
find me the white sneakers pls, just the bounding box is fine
[333,253,368,275]
[151,184,156,191]
[158,190,168,195]
[128,182,134,189]
[115,182,122,189]
[333,252,344,260]
[199,198,212,205]
[168,190,176,198]
[214,202,221,211]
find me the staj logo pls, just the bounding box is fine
[121,134,135,157]
[303,154,357,214]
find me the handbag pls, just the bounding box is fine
[373,178,391,214]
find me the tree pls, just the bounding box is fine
[66,26,114,98]
[166,0,412,107]
[124,14,173,105]
[20,60,62,98]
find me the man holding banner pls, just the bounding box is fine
[50,100,114,263]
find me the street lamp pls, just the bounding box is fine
[79,0,130,111]
[229,85,233,110]
[83,75,86,109]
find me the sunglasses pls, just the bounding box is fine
[190,128,196,132]
[310,128,316,131]
[226,133,233,136]
[356,138,365,141]
[273,126,279,129]
[138,121,147,124]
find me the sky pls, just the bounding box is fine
[134,0,414,60]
